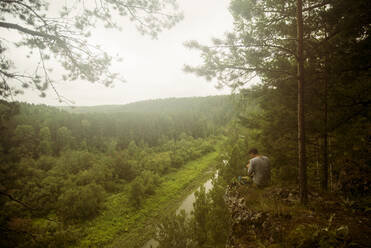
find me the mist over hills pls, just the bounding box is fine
[59,95,232,114]
[1,94,235,151]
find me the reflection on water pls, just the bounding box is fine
[176,175,215,215]
[142,169,220,248]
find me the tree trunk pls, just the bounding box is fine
[321,30,329,191]
[321,77,329,191]
[296,0,308,204]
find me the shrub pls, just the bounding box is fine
[287,215,351,248]
[57,183,105,221]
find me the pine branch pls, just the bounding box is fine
[0,22,57,40]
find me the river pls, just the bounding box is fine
[142,170,219,248]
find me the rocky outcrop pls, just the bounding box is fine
[225,184,276,247]
[224,182,371,248]
[224,184,306,247]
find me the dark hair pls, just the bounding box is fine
[248,148,258,155]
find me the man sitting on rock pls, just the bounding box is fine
[246,148,271,188]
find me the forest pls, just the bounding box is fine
[0,95,235,247]
[154,0,370,247]
[0,0,370,247]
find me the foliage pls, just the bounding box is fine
[113,150,138,181]
[158,210,196,248]
[0,0,183,99]
[86,148,220,248]
[220,144,245,182]
[185,0,370,195]
[158,0,369,245]
[287,215,351,248]
[192,186,209,246]
[56,126,72,153]
[206,177,230,246]
[336,156,370,198]
[12,124,36,157]
[57,183,105,221]
[158,170,230,248]
[129,176,145,208]
[39,127,52,155]
[0,96,228,247]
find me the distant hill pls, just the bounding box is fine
[60,95,232,114]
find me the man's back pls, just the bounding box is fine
[248,156,270,187]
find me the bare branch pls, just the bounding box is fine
[3,0,48,26]
[0,191,36,210]
[0,22,57,40]
[0,190,60,223]
[303,0,332,12]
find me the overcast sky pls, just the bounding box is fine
[6,0,234,106]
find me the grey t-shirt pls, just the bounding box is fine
[248,156,271,186]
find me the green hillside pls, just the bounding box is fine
[0,96,233,248]
[60,95,232,114]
